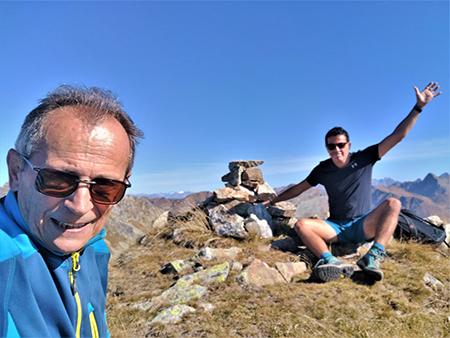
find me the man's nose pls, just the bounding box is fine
[64,184,94,214]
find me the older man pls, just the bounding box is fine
[266,82,441,283]
[0,85,143,337]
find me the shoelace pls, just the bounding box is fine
[369,249,388,264]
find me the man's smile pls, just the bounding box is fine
[51,218,91,230]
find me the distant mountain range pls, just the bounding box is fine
[372,173,449,222]
[135,191,195,199]
[0,172,448,224]
[1,173,446,260]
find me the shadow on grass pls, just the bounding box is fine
[295,270,378,286]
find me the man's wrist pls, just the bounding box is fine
[413,104,423,113]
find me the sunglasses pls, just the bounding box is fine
[21,155,131,205]
[326,142,348,151]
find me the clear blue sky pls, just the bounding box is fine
[1,1,448,195]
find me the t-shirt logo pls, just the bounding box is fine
[351,162,358,169]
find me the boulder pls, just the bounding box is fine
[228,160,264,171]
[150,305,195,325]
[267,201,297,218]
[244,215,273,239]
[236,259,286,286]
[152,211,170,228]
[175,262,230,287]
[221,165,244,186]
[256,182,277,202]
[275,262,307,282]
[241,168,264,184]
[190,247,243,262]
[207,204,247,239]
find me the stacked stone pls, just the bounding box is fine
[204,160,297,239]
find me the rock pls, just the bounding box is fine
[156,284,208,305]
[231,262,243,273]
[175,263,230,287]
[150,305,196,325]
[270,237,304,253]
[197,302,215,313]
[190,247,243,262]
[425,215,443,226]
[248,204,273,227]
[213,187,236,203]
[245,204,273,238]
[241,180,260,191]
[241,168,264,184]
[423,273,444,291]
[267,201,297,218]
[228,160,264,171]
[244,215,273,239]
[275,262,307,282]
[271,217,298,237]
[160,259,195,275]
[220,200,252,217]
[152,211,170,228]
[207,204,247,239]
[236,259,286,286]
[236,185,258,202]
[256,182,277,202]
[221,165,244,186]
[213,186,255,203]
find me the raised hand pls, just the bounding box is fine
[414,82,442,108]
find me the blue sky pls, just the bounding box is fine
[0,1,448,195]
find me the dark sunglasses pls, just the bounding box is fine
[21,155,130,205]
[326,142,348,151]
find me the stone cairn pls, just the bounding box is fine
[203,160,297,239]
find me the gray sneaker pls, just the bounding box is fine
[313,258,354,282]
[357,247,387,281]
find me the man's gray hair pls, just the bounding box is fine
[15,84,144,174]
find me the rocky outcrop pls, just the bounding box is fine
[133,246,307,325]
[204,160,297,239]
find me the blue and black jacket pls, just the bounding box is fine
[0,191,110,338]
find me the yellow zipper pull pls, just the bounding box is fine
[69,250,83,338]
[70,251,81,294]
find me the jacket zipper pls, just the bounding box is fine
[88,303,100,338]
[70,251,82,338]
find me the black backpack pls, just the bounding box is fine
[395,209,449,247]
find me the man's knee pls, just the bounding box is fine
[294,218,319,235]
[294,219,308,234]
[382,197,402,214]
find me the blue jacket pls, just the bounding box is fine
[0,191,110,338]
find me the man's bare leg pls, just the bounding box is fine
[357,198,402,281]
[294,219,354,282]
[294,218,339,257]
[362,197,402,246]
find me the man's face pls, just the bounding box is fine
[326,134,351,167]
[9,107,131,254]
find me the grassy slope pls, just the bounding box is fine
[106,210,450,338]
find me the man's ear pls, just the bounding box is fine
[7,149,23,192]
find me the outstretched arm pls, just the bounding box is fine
[264,179,312,206]
[378,82,442,158]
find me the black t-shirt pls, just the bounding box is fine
[306,144,380,220]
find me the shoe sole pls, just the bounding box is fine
[356,261,384,281]
[314,264,354,282]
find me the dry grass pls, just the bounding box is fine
[106,207,450,338]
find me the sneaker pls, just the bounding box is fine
[357,247,387,281]
[313,258,354,282]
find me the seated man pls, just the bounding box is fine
[266,82,441,282]
[0,85,143,337]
